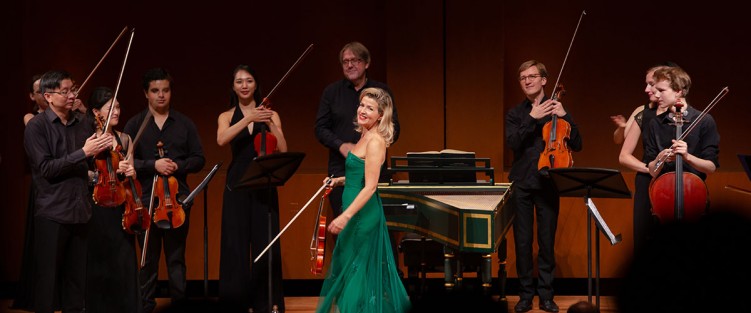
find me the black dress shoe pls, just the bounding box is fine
[540,299,559,312]
[514,299,533,313]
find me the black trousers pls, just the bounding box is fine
[218,186,284,313]
[633,172,658,258]
[137,209,190,313]
[511,183,559,301]
[34,217,88,313]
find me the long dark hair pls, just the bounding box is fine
[87,86,114,129]
[229,65,263,108]
[29,73,43,112]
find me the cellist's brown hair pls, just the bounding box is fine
[653,67,691,97]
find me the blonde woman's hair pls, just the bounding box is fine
[355,87,395,146]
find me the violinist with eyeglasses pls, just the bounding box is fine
[505,60,582,313]
[24,70,112,313]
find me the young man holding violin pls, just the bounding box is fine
[24,70,112,313]
[123,67,205,313]
[504,60,582,313]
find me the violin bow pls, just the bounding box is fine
[74,26,129,99]
[259,43,314,108]
[254,177,332,263]
[548,10,586,99]
[103,28,136,135]
[140,174,159,268]
[653,87,729,171]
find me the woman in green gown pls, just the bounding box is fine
[316,87,411,313]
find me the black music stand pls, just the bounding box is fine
[548,167,630,309]
[180,162,222,298]
[233,152,305,312]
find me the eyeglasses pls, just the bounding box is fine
[341,58,363,66]
[519,74,542,82]
[46,85,79,97]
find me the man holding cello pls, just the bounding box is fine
[123,68,205,313]
[645,66,719,221]
[505,60,582,313]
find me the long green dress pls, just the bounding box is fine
[316,152,411,313]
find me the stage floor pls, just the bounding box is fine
[1,295,619,313]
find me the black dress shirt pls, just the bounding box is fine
[505,96,583,189]
[123,109,205,206]
[24,109,94,224]
[315,78,400,179]
[644,106,719,180]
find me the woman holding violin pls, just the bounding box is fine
[84,86,142,313]
[216,65,288,312]
[505,60,582,313]
[645,67,720,222]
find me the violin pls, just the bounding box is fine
[252,44,314,157]
[253,103,278,157]
[538,84,573,171]
[310,185,332,275]
[537,11,586,172]
[92,115,127,207]
[649,87,729,222]
[121,171,150,234]
[152,141,186,229]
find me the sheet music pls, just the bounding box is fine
[586,198,621,245]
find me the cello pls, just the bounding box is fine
[310,181,333,275]
[649,87,729,222]
[537,10,586,172]
[151,141,186,229]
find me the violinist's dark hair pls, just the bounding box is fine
[229,65,263,108]
[29,74,43,94]
[39,70,71,94]
[340,42,371,65]
[142,67,173,91]
[86,86,114,129]
[88,87,114,111]
[652,66,691,97]
[29,73,43,112]
[518,60,548,78]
